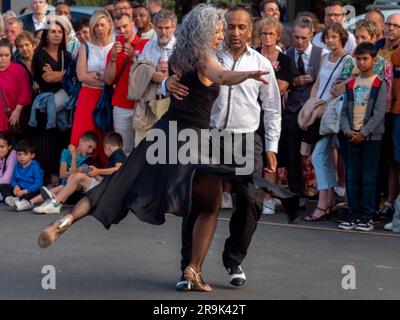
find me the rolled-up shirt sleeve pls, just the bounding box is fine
[259,71,281,153]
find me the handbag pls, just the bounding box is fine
[319,95,343,135]
[93,55,130,133]
[299,54,349,144]
[0,88,29,136]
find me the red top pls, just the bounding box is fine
[106,36,150,109]
[0,62,32,131]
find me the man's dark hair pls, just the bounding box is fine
[113,13,132,21]
[131,3,151,15]
[354,42,378,58]
[104,132,123,147]
[81,131,99,145]
[326,1,343,8]
[259,0,278,13]
[0,38,13,58]
[113,0,131,6]
[73,17,90,32]
[366,8,385,23]
[15,140,36,154]
[214,1,231,11]
[227,4,253,18]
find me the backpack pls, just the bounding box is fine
[62,42,89,111]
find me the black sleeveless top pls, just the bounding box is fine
[166,71,220,129]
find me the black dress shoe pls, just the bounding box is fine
[175,276,191,292]
[280,195,303,224]
[227,265,246,286]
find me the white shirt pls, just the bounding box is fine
[210,46,281,153]
[33,15,47,31]
[312,30,357,56]
[140,29,158,41]
[292,42,329,72]
[139,36,176,67]
[86,42,114,73]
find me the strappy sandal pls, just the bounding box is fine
[303,207,330,222]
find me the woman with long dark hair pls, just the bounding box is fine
[31,18,72,184]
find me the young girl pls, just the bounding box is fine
[0,132,17,202]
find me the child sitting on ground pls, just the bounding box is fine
[14,131,98,211]
[32,132,126,214]
[0,132,17,202]
[5,140,44,209]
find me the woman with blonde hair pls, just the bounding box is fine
[70,9,114,166]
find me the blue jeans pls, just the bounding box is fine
[392,114,400,162]
[347,141,381,223]
[312,135,337,191]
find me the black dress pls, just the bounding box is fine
[87,71,298,229]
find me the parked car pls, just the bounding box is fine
[18,6,101,27]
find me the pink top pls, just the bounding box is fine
[0,149,17,185]
[0,62,32,131]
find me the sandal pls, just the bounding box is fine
[303,207,330,222]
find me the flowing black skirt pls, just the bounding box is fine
[87,117,298,229]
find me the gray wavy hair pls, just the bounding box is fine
[169,4,224,75]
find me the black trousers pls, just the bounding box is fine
[278,108,304,195]
[0,184,39,201]
[180,133,264,271]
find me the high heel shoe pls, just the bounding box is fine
[38,214,73,249]
[303,207,330,222]
[183,266,212,292]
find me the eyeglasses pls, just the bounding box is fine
[260,32,277,37]
[384,22,400,29]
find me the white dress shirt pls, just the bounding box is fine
[139,36,176,67]
[210,46,281,153]
[292,42,329,72]
[312,30,357,56]
[33,16,47,31]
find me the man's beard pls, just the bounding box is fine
[158,37,170,46]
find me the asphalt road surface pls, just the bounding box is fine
[1,203,399,300]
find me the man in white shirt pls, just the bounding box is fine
[167,6,283,290]
[23,0,48,33]
[312,1,357,55]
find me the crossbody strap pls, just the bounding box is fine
[0,89,11,118]
[319,54,348,99]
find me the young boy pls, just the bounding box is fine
[339,42,388,232]
[4,140,44,209]
[14,131,99,211]
[33,132,127,214]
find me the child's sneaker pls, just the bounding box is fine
[263,198,276,215]
[355,222,374,232]
[338,221,358,230]
[384,222,393,231]
[221,192,233,209]
[5,196,18,207]
[40,186,55,201]
[15,199,33,212]
[34,199,62,214]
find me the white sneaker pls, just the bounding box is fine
[40,186,55,201]
[5,196,18,207]
[355,222,374,232]
[221,192,233,209]
[33,199,62,214]
[384,222,393,231]
[263,198,276,215]
[15,199,33,212]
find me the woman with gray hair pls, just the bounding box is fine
[37,4,270,292]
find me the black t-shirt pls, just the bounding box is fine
[33,48,72,93]
[275,52,293,84]
[107,148,127,168]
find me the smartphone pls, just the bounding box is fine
[116,34,125,46]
